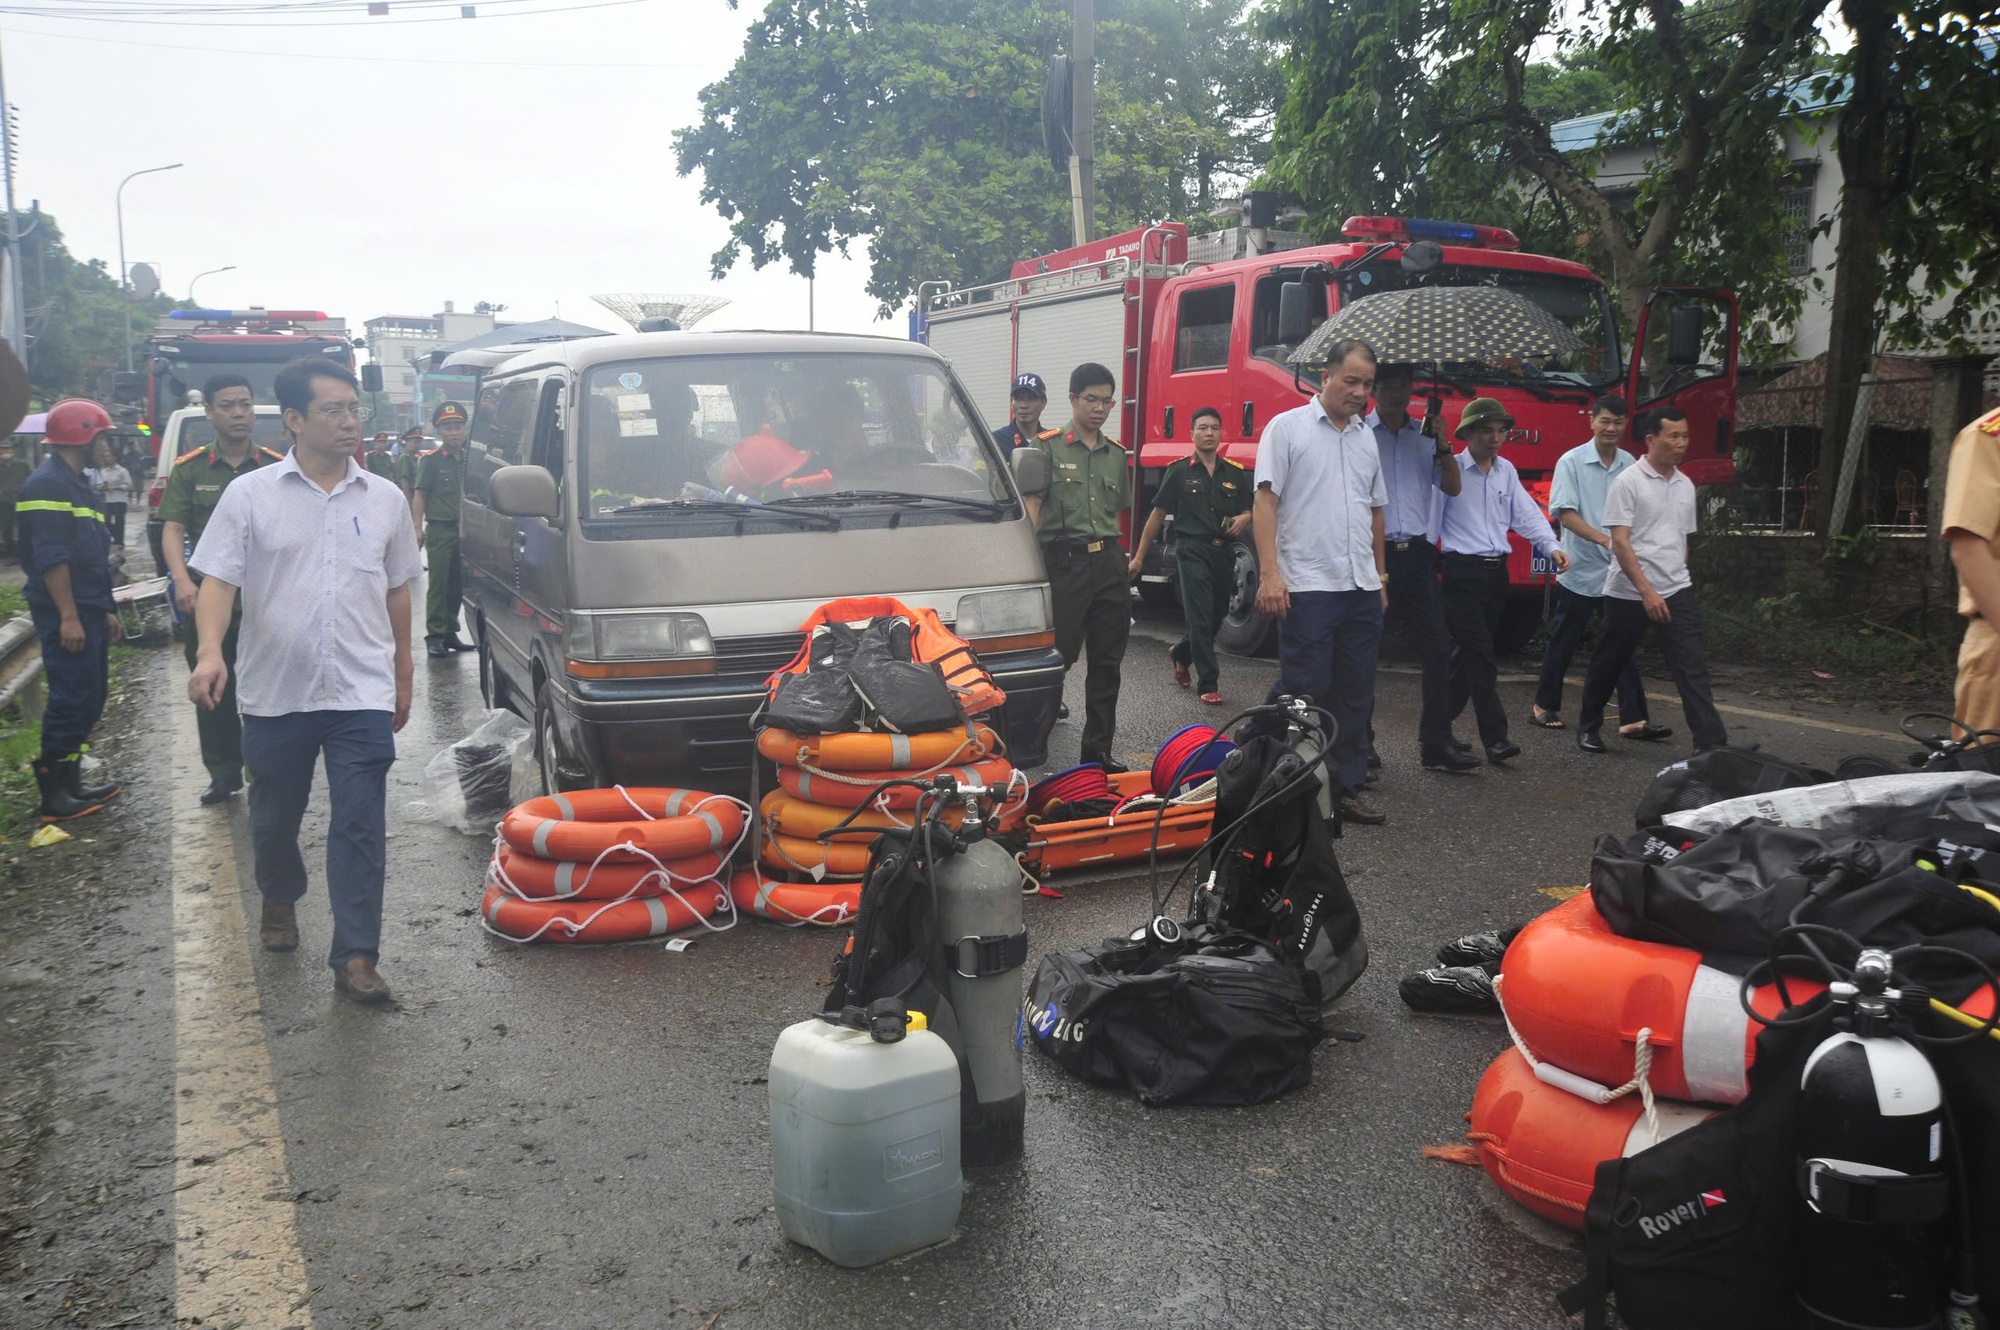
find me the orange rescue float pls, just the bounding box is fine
[1019,770,1214,875]
[729,869,861,925]
[777,756,1015,809]
[1467,1048,1716,1230]
[499,787,746,864]
[487,845,728,902]
[756,723,999,773]
[759,789,965,839]
[480,879,728,943]
[759,831,877,881]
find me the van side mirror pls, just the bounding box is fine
[1667,304,1705,366]
[361,363,384,394]
[1010,445,1050,498]
[490,464,562,522]
[1277,282,1310,346]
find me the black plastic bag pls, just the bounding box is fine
[1633,745,1829,829]
[1024,926,1326,1106]
[847,618,962,734]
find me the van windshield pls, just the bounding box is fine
[577,353,1011,529]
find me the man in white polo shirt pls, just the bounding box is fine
[188,356,422,1004]
[1575,405,1728,754]
[1253,338,1390,825]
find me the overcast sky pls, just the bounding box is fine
[1,0,889,345]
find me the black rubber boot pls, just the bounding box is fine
[67,760,121,805]
[35,761,103,822]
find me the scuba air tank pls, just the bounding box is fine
[1795,949,1952,1330]
[929,792,1027,1166]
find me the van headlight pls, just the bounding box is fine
[565,612,716,678]
[954,587,1053,652]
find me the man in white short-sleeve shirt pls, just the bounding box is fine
[189,356,420,1004]
[1252,339,1389,823]
[1575,406,1727,753]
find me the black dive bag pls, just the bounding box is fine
[1023,924,1325,1106]
[1633,745,1830,829]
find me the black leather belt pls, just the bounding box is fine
[1046,537,1113,555]
[1443,551,1506,563]
[1386,538,1427,552]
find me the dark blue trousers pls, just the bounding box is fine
[241,710,396,970]
[1533,583,1647,722]
[1264,588,1382,797]
[31,605,110,764]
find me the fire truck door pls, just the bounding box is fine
[1626,287,1739,486]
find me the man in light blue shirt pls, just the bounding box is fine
[1435,398,1566,764]
[1368,364,1476,773]
[1531,394,1663,739]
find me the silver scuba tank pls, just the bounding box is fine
[1795,949,1951,1330]
[929,789,1027,1166]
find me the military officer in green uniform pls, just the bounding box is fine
[412,400,470,656]
[159,373,285,804]
[1128,405,1252,704]
[394,425,423,499]
[364,431,399,481]
[1023,363,1132,770]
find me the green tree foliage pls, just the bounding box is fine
[1264,0,1830,341]
[9,209,177,403]
[675,0,1277,313]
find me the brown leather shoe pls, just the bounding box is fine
[333,956,393,1005]
[259,903,299,952]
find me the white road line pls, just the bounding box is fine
[172,709,315,1329]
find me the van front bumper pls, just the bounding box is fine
[552,644,1067,792]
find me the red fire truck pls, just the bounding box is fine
[920,217,1738,653]
[140,307,356,454]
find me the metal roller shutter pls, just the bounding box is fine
[925,308,1016,433]
[1016,290,1128,423]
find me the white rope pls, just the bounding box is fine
[1493,974,1660,1145]
[612,783,657,820]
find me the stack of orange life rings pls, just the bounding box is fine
[481,786,746,943]
[751,722,1021,916]
[1463,889,1999,1228]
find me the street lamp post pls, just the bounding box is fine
[116,162,181,372]
[187,264,235,305]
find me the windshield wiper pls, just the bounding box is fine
[766,489,1006,517]
[1462,366,1592,402]
[602,498,840,528]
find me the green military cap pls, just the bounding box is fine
[1455,397,1515,438]
[433,400,468,426]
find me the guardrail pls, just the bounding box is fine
[0,613,42,716]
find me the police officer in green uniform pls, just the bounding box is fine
[413,400,470,656]
[394,425,423,499]
[159,373,285,804]
[364,431,399,481]
[1024,363,1132,770]
[1128,405,1251,704]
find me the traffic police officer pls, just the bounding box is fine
[160,374,285,803]
[364,431,398,481]
[1943,404,2000,732]
[1024,363,1131,769]
[991,372,1047,459]
[16,399,124,821]
[1127,405,1251,704]
[412,400,470,655]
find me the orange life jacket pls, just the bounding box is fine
[767,595,1007,718]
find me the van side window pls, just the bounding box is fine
[531,378,565,485]
[472,379,537,465]
[1173,285,1235,373]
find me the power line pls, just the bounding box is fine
[0,0,655,25]
[0,19,722,67]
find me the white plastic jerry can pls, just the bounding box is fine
[768,1012,963,1268]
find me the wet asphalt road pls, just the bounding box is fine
[3,591,1929,1330]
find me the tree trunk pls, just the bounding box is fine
[1813,0,1893,535]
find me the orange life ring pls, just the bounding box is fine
[728,868,861,925]
[1468,1048,1716,1230]
[479,879,727,943]
[759,831,876,880]
[756,723,998,773]
[759,789,965,839]
[1497,891,1829,1105]
[776,756,1015,809]
[1499,889,1995,1105]
[499,787,745,864]
[488,844,728,901]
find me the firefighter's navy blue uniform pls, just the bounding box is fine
[16,453,115,765]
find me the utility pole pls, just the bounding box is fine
[0,30,24,357]
[1069,0,1094,245]
[115,161,181,372]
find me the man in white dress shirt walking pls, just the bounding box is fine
[1435,398,1567,765]
[188,356,421,1004]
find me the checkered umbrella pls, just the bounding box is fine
[1288,285,1585,366]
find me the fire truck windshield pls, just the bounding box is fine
[1336,262,1624,388]
[152,358,287,415]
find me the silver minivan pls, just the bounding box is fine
[462,330,1065,793]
